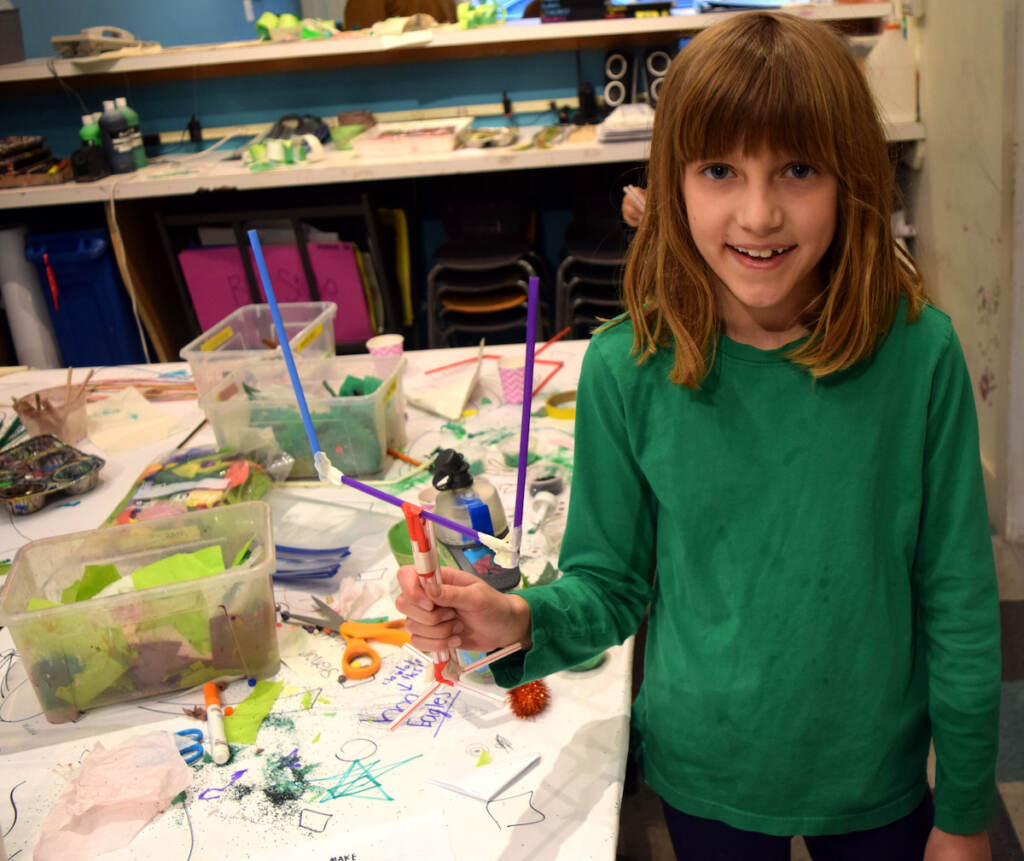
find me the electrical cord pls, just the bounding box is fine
[105,174,154,364]
[46,57,88,116]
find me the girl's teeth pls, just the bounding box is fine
[735,247,788,258]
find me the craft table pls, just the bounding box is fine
[0,339,634,861]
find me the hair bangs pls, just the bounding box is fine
[673,18,843,173]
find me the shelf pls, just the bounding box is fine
[0,3,892,86]
[0,118,925,212]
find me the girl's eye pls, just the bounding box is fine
[785,163,815,179]
[702,164,733,180]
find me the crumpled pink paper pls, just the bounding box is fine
[35,730,194,861]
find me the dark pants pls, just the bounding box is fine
[661,792,934,861]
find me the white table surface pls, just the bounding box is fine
[0,341,634,861]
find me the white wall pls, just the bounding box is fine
[1008,3,1024,541]
[910,0,1023,540]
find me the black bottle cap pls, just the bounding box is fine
[432,448,473,491]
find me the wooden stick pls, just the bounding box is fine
[387,447,422,466]
[74,369,95,404]
[64,366,73,406]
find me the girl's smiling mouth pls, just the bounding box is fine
[727,244,796,259]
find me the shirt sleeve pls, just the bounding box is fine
[491,332,657,687]
[913,326,1002,834]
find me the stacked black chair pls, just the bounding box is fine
[426,197,546,347]
[555,218,631,338]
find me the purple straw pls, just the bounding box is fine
[512,277,539,532]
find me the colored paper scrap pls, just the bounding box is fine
[61,563,121,604]
[34,731,193,861]
[132,545,225,590]
[224,680,284,744]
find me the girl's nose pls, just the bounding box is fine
[737,184,783,234]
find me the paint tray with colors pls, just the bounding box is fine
[0,434,105,515]
[0,502,279,723]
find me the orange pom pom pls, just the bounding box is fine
[508,679,550,719]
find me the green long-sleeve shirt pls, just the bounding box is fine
[492,301,1000,836]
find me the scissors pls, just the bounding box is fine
[278,596,410,679]
[175,728,204,765]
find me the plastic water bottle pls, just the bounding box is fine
[115,96,147,168]
[98,99,136,173]
[431,449,508,547]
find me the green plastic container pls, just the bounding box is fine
[387,520,456,569]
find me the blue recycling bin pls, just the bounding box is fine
[24,229,146,366]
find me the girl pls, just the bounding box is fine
[396,12,1001,860]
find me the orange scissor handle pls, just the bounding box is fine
[339,619,410,647]
[342,637,381,680]
[339,619,411,679]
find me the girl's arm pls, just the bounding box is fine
[490,333,658,686]
[914,327,1001,836]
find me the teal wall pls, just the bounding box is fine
[10,48,604,155]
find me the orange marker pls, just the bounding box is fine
[204,682,231,765]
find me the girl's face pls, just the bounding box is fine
[682,146,838,348]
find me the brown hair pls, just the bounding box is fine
[622,11,926,387]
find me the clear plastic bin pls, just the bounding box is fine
[200,354,406,479]
[180,302,337,397]
[0,502,279,724]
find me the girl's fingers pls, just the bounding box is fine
[396,594,457,625]
[403,612,459,640]
[408,630,461,652]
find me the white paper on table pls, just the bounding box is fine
[250,810,455,861]
[86,387,182,453]
[404,341,485,420]
[426,753,541,802]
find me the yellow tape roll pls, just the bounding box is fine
[545,390,577,420]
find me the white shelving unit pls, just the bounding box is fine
[0,3,892,84]
[0,118,924,211]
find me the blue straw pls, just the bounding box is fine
[248,229,322,457]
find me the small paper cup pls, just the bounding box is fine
[366,334,404,357]
[498,355,526,404]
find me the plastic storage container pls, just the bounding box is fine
[24,228,146,366]
[180,302,337,397]
[0,502,279,724]
[200,354,406,479]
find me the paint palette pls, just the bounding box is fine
[0,434,105,515]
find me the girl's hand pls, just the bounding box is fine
[923,828,991,861]
[621,187,646,227]
[395,564,532,655]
